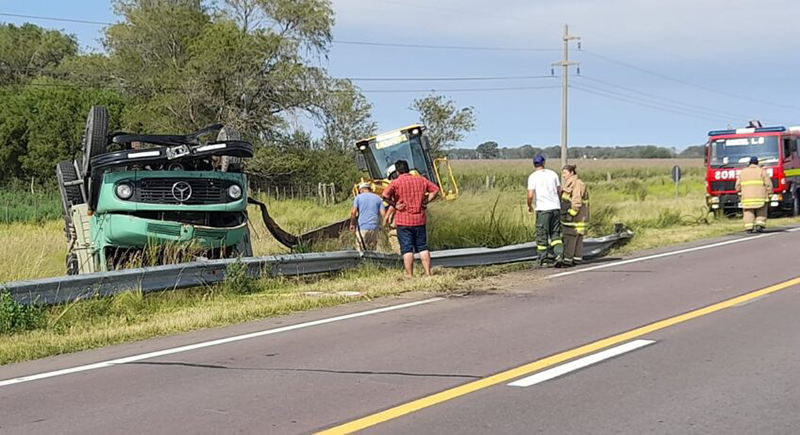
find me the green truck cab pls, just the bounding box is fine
[57,106,254,274]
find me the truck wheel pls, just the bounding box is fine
[217,126,242,172]
[81,106,109,177]
[793,191,800,217]
[56,160,84,241]
[66,253,79,276]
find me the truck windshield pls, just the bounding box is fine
[709,136,779,168]
[365,135,431,180]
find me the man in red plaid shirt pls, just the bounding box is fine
[382,160,439,277]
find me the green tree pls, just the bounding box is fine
[317,79,376,153]
[410,93,476,156]
[0,23,77,85]
[16,78,125,181]
[104,0,337,137]
[476,141,499,159]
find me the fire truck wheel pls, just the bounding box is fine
[793,191,800,217]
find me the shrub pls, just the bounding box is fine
[221,258,258,295]
[0,291,45,334]
[621,180,649,201]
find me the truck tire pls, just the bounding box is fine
[81,106,109,176]
[793,190,800,217]
[56,160,84,238]
[217,126,242,172]
[66,252,79,276]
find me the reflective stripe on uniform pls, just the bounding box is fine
[741,199,766,206]
[741,180,766,186]
[744,222,754,229]
[550,239,563,246]
[537,245,548,251]
[561,193,571,200]
[568,209,578,216]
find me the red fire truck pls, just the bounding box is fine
[705,124,800,216]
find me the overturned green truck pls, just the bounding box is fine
[57,106,264,274]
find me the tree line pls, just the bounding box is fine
[455,142,704,160]
[0,0,477,191]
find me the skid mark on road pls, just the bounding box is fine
[0,298,444,388]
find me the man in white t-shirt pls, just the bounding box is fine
[527,154,564,267]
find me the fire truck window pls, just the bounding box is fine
[783,139,792,159]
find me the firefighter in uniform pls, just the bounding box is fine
[561,165,589,266]
[735,156,771,233]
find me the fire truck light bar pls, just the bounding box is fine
[708,126,786,136]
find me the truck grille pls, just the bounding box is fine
[134,178,237,205]
[710,181,736,192]
[711,179,778,192]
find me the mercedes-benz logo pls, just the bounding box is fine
[172,181,192,202]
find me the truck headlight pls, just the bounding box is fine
[116,183,134,200]
[770,194,783,201]
[227,184,242,199]
[708,196,720,204]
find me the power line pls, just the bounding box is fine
[361,85,560,93]
[13,80,561,95]
[332,39,557,52]
[0,64,558,86]
[572,83,730,123]
[344,75,556,82]
[0,12,110,26]
[570,83,734,124]
[0,12,559,52]
[581,49,800,112]
[575,75,752,122]
[571,85,729,123]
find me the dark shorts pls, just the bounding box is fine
[397,225,428,255]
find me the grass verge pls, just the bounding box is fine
[0,262,524,366]
[3,215,800,366]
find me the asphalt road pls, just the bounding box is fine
[2,229,800,434]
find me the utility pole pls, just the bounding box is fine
[552,24,580,169]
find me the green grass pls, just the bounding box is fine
[0,262,523,365]
[0,185,62,223]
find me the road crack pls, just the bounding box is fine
[126,361,481,379]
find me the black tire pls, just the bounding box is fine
[56,160,84,239]
[66,253,79,276]
[217,126,242,172]
[793,190,800,217]
[81,106,109,176]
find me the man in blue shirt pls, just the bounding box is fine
[350,182,385,251]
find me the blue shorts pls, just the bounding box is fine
[397,225,428,255]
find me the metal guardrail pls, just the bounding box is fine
[2,231,632,305]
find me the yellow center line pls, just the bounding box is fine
[316,276,800,434]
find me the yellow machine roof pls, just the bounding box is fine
[357,124,424,145]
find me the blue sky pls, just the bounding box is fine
[4,0,800,150]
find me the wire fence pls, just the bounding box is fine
[248,178,342,205]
